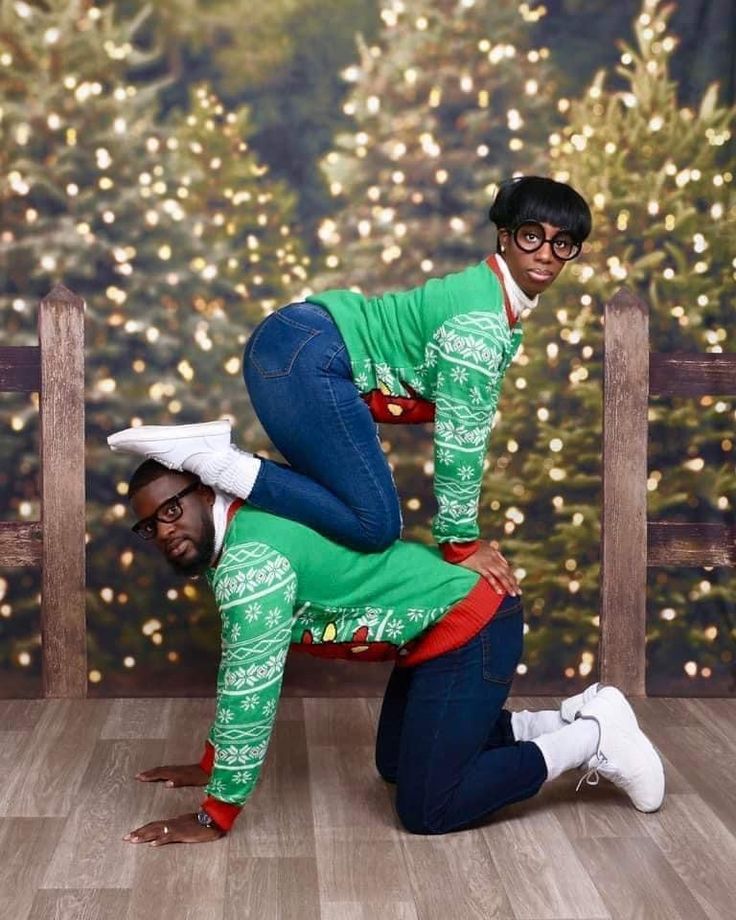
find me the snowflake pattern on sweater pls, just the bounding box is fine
[430,310,521,540]
[347,311,520,542]
[205,542,296,806]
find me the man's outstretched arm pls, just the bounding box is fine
[125,541,297,845]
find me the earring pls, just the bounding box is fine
[500,245,506,252]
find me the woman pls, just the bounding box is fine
[109,176,591,591]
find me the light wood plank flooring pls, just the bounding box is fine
[0,696,734,920]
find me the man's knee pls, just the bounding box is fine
[375,755,397,785]
[395,782,450,835]
[395,797,444,836]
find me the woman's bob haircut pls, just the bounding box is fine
[489,176,592,245]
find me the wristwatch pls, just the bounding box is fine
[196,809,218,830]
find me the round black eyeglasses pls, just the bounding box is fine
[512,221,581,261]
[132,481,199,540]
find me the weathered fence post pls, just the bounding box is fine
[600,288,649,696]
[38,285,87,698]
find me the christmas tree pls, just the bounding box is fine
[0,0,309,692]
[314,0,558,290]
[486,0,735,692]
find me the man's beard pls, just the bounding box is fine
[167,511,215,577]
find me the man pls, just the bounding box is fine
[120,459,664,847]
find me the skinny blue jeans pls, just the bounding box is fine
[243,302,402,550]
[375,596,548,834]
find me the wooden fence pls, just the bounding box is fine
[600,288,736,695]
[1,284,733,699]
[0,285,86,697]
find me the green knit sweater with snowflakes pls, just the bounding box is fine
[200,503,499,824]
[307,258,522,545]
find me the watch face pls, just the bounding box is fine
[197,810,213,827]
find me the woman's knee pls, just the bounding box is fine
[355,521,401,552]
[356,500,402,551]
[349,519,401,552]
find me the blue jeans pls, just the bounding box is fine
[243,302,401,550]
[375,597,548,834]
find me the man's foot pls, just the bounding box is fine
[575,686,665,812]
[560,682,602,723]
[107,420,232,472]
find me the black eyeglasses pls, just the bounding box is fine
[131,481,199,541]
[512,221,581,261]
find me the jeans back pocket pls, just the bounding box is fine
[246,309,319,379]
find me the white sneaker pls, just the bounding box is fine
[560,682,602,723]
[575,686,665,812]
[107,420,232,472]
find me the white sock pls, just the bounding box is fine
[194,445,262,500]
[533,719,600,782]
[511,709,565,742]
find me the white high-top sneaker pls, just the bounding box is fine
[575,686,665,813]
[560,682,602,723]
[107,420,232,472]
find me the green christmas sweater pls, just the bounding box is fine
[199,503,500,829]
[307,257,522,545]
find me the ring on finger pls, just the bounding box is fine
[163,824,169,835]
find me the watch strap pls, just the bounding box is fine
[201,795,241,832]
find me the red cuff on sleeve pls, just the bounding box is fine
[201,795,242,832]
[440,540,481,564]
[199,740,215,775]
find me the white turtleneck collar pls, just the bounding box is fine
[211,488,238,564]
[495,252,540,321]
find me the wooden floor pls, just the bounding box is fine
[0,696,734,920]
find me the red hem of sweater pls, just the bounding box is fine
[290,640,398,661]
[201,795,241,832]
[399,579,506,668]
[362,388,435,424]
[439,540,481,563]
[199,739,215,774]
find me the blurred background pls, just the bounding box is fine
[0,0,733,698]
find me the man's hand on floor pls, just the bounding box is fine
[135,763,209,787]
[123,812,224,846]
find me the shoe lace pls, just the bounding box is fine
[575,751,607,793]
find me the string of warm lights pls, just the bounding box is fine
[313,0,734,688]
[1,0,733,691]
[0,1,311,688]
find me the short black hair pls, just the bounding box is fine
[127,459,197,500]
[489,176,592,244]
